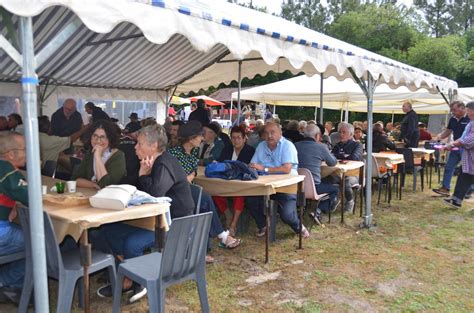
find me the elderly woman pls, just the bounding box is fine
[72,120,126,188]
[371,123,395,152]
[199,122,224,165]
[96,124,194,301]
[213,125,255,235]
[169,121,241,255]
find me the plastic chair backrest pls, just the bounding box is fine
[160,212,212,283]
[297,168,318,200]
[41,160,57,178]
[190,184,203,214]
[396,148,414,170]
[17,206,63,278]
[364,154,382,178]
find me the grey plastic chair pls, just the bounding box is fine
[112,212,213,313]
[190,184,203,214]
[17,206,117,313]
[396,148,424,192]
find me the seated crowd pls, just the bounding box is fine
[2,97,472,306]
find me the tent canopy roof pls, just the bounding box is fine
[0,0,457,95]
[231,75,461,114]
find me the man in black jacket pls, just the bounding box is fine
[85,101,110,123]
[324,122,363,213]
[400,101,420,148]
[188,99,211,125]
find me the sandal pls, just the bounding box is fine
[219,236,241,249]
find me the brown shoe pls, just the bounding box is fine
[433,187,450,196]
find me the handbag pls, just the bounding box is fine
[89,184,137,210]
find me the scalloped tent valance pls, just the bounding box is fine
[0,0,457,94]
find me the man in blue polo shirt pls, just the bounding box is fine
[433,101,471,196]
[248,122,309,238]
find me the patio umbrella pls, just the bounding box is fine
[189,95,225,106]
[170,95,190,105]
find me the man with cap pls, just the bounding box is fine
[84,101,110,123]
[199,122,225,166]
[125,112,142,134]
[188,99,211,125]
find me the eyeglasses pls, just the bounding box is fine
[92,134,108,141]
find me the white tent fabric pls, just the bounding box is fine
[458,87,474,102]
[232,75,453,114]
[0,0,457,94]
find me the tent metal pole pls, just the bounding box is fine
[230,99,233,121]
[19,16,50,312]
[273,105,276,115]
[364,73,375,228]
[237,60,242,124]
[319,73,324,124]
[391,112,394,124]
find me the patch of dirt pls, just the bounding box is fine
[245,271,281,285]
[323,287,378,312]
[375,277,420,297]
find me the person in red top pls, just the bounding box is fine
[418,123,432,141]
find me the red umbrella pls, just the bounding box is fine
[188,95,224,106]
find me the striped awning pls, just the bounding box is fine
[0,0,458,94]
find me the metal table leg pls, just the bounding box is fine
[340,173,346,224]
[80,231,92,313]
[297,181,305,249]
[264,195,270,264]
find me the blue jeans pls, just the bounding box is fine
[0,221,25,289]
[442,150,462,190]
[100,223,154,259]
[315,182,339,212]
[199,192,224,237]
[247,194,300,233]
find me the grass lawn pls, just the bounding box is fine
[1,175,473,312]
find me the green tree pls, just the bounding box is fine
[447,0,474,34]
[414,0,453,37]
[407,36,465,79]
[327,0,363,21]
[328,4,421,58]
[281,0,329,32]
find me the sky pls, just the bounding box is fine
[238,0,414,14]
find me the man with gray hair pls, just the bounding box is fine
[295,124,339,219]
[326,122,363,213]
[400,101,419,148]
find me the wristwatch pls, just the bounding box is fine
[264,167,269,173]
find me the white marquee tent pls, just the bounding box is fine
[0,1,458,311]
[231,75,464,114]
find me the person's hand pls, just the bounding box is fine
[8,206,17,222]
[92,144,105,157]
[139,155,154,176]
[249,163,264,171]
[452,140,462,147]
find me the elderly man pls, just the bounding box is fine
[0,131,28,304]
[124,112,141,134]
[248,122,309,238]
[51,98,84,137]
[325,122,363,213]
[433,101,470,196]
[295,124,339,219]
[84,101,110,123]
[400,101,420,148]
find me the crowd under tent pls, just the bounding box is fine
[0,0,458,311]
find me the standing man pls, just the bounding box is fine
[400,101,420,148]
[433,101,469,196]
[84,101,110,123]
[248,122,309,238]
[124,112,142,134]
[50,98,83,137]
[0,131,28,304]
[188,99,211,125]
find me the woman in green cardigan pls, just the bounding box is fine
[72,120,126,189]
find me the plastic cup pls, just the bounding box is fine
[55,182,65,194]
[66,181,77,193]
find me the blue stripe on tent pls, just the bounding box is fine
[299,39,307,45]
[240,23,249,31]
[178,6,191,15]
[222,18,232,26]
[21,77,39,84]
[311,42,318,48]
[347,51,353,55]
[257,28,265,35]
[286,36,294,42]
[151,0,165,8]
[271,32,280,39]
[202,12,212,20]
[322,45,329,50]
